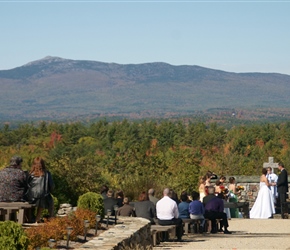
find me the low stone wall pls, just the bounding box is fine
[76,217,152,250]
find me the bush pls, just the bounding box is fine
[25,217,67,250]
[25,208,97,249]
[0,221,29,250]
[77,192,104,217]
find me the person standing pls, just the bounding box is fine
[276,163,289,218]
[0,156,27,202]
[26,157,55,222]
[266,167,278,204]
[250,168,275,219]
[228,177,239,218]
[156,188,183,241]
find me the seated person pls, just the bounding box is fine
[156,188,183,241]
[104,190,118,216]
[203,186,232,234]
[178,191,190,219]
[132,191,156,224]
[117,197,134,217]
[189,191,205,232]
[148,188,159,206]
[0,156,27,202]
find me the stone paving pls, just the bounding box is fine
[153,218,290,250]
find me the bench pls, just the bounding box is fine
[0,202,36,224]
[224,201,249,218]
[150,225,176,246]
[182,218,202,234]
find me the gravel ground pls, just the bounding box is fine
[154,218,290,250]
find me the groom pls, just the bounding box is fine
[276,163,289,218]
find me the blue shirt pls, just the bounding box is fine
[178,201,190,218]
[189,200,205,215]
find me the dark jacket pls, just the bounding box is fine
[203,194,224,213]
[131,200,156,224]
[277,168,289,194]
[117,204,134,217]
[26,171,54,202]
[104,197,118,216]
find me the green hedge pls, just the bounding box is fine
[0,221,29,250]
[77,192,104,217]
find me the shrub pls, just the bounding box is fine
[77,192,104,217]
[25,208,97,249]
[26,217,67,250]
[0,221,29,250]
[66,208,98,240]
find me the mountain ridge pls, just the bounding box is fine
[1,56,290,122]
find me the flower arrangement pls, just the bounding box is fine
[236,185,245,191]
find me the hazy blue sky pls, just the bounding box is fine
[1,1,289,74]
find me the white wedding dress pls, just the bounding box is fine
[250,182,275,219]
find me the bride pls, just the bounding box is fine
[250,168,275,219]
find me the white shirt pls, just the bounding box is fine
[156,196,179,220]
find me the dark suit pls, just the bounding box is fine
[277,168,288,217]
[104,197,118,216]
[203,194,229,233]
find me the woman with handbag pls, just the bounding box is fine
[27,157,55,223]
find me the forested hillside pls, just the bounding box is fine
[1,119,290,205]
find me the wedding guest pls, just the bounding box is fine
[219,175,227,186]
[133,191,156,224]
[178,191,190,219]
[148,188,159,206]
[26,157,55,222]
[169,189,180,204]
[205,172,212,187]
[100,185,109,199]
[104,190,118,216]
[215,180,223,194]
[203,186,232,234]
[228,176,239,218]
[198,176,207,201]
[156,188,183,241]
[189,191,205,231]
[117,197,134,217]
[115,190,124,207]
[0,156,27,202]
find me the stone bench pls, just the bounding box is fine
[150,224,176,246]
[182,218,202,234]
[0,202,36,224]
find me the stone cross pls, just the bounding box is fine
[263,157,279,173]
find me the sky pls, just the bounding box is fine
[1,0,290,75]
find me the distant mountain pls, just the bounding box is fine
[1,56,290,121]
